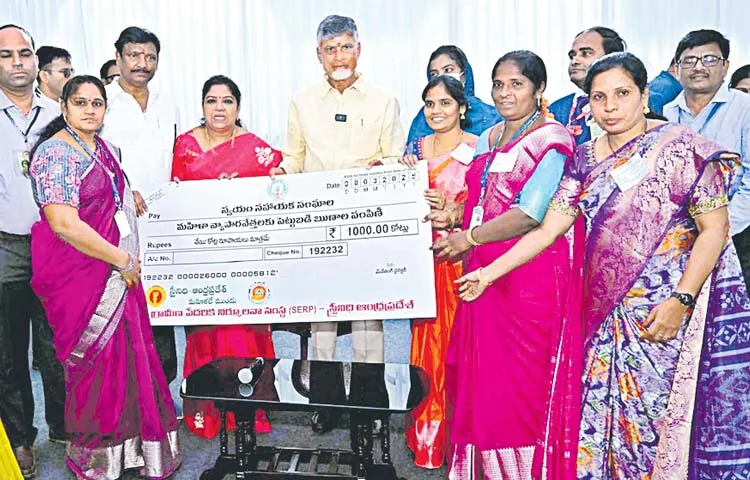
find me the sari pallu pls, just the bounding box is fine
[171,131,281,438]
[404,137,474,469]
[551,123,750,478]
[446,122,581,479]
[30,139,180,480]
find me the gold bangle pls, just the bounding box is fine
[477,267,493,286]
[466,226,481,246]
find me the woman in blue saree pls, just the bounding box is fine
[407,45,501,143]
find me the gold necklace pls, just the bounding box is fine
[204,125,236,150]
[606,118,648,165]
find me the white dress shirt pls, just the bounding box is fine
[100,81,179,196]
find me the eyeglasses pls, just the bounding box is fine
[677,54,726,69]
[44,67,75,78]
[104,74,119,83]
[735,87,750,94]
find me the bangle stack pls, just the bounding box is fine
[116,253,136,273]
[466,226,481,246]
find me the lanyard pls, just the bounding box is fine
[678,102,722,135]
[478,110,540,204]
[4,108,42,147]
[65,126,122,209]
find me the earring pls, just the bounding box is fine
[460,112,466,120]
[537,97,542,109]
[643,104,650,115]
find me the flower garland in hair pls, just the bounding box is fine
[539,96,552,118]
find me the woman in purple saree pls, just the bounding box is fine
[457,52,750,478]
[28,76,181,479]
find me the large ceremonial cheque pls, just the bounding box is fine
[141,163,437,326]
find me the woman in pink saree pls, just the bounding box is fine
[458,53,750,478]
[433,51,579,479]
[400,75,477,469]
[171,75,281,438]
[28,76,181,479]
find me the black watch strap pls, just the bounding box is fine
[671,291,695,307]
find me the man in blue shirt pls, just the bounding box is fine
[549,26,626,145]
[665,29,750,289]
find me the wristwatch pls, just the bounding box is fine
[670,291,695,307]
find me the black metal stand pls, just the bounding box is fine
[199,404,403,480]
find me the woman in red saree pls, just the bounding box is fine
[29,76,181,479]
[400,75,477,469]
[171,75,281,437]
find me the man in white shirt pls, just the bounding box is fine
[100,26,178,383]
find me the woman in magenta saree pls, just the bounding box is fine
[441,51,581,479]
[28,76,180,479]
[171,75,281,439]
[458,53,750,478]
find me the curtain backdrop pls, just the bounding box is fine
[3,0,749,147]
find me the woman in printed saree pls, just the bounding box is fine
[28,75,181,479]
[171,75,281,438]
[399,75,477,469]
[407,45,501,143]
[457,52,750,479]
[438,51,578,479]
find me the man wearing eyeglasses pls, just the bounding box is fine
[34,46,72,103]
[665,29,750,290]
[99,59,119,86]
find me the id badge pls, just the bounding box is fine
[17,151,30,176]
[469,205,484,229]
[114,210,133,238]
[489,150,518,173]
[610,153,649,192]
[452,143,476,165]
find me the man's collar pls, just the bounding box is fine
[0,86,53,111]
[109,78,155,103]
[317,73,367,97]
[675,81,730,112]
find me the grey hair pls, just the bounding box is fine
[316,15,359,44]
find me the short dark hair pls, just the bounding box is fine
[100,59,117,80]
[36,46,71,82]
[576,26,627,54]
[201,75,243,127]
[674,29,730,63]
[730,65,750,89]
[421,75,470,130]
[114,26,161,55]
[427,45,468,76]
[0,24,35,49]
[492,50,547,92]
[584,52,648,94]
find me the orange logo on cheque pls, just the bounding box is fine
[250,284,268,303]
[146,286,167,308]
